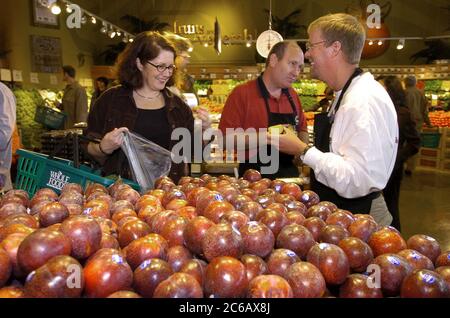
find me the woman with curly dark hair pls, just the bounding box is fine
[381,75,421,231]
[85,31,210,183]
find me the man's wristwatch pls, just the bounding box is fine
[300,145,312,159]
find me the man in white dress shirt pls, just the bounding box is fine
[271,13,398,226]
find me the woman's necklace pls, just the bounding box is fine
[134,90,161,100]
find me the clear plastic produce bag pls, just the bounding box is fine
[121,131,172,192]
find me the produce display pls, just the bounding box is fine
[429,111,450,127]
[198,98,224,115]
[13,89,49,149]
[0,170,449,298]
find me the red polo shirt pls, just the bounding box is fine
[219,79,307,133]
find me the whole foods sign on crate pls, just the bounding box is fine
[46,170,70,191]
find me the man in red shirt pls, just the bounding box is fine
[219,41,308,178]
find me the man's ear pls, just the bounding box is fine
[268,53,279,68]
[329,41,342,58]
[136,57,144,72]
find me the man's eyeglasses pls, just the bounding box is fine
[147,61,176,73]
[305,40,327,51]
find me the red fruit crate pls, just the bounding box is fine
[418,157,440,169]
[419,147,441,158]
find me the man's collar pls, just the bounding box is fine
[257,73,289,99]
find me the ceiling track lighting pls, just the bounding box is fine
[108,27,117,39]
[397,38,405,50]
[50,3,61,15]
[100,22,108,34]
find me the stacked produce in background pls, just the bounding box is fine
[429,111,450,127]
[13,89,49,150]
[0,170,449,298]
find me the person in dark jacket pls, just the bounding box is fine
[90,76,109,110]
[381,76,421,231]
[85,31,210,183]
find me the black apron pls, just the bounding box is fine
[239,75,299,179]
[311,68,380,214]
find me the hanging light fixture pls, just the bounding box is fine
[108,27,117,39]
[100,22,108,34]
[50,2,61,15]
[396,38,405,50]
[246,41,252,48]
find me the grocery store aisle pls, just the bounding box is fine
[400,168,450,252]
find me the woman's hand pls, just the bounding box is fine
[193,106,212,130]
[99,127,129,154]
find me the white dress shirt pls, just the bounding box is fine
[303,72,399,199]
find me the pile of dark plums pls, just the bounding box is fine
[0,169,449,298]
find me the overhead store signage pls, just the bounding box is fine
[173,21,254,45]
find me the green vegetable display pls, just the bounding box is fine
[299,96,319,112]
[424,80,443,92]
[13,89,49,150]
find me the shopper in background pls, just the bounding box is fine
[61,65,89,129]
[404,75,431,175]
[382,76,421,231]
[85,31,210,183]
[271,13,398,226]
[90,76,109,110]
[219,41,309,179]
[311,86,334,113]
[163,32,196,97]
[0,81,16,193]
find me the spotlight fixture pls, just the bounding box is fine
[129,38,134,43]
[368,40,374,46]
[396,38,405,50]
[91,16,97,24]
[50,3,61,15]
[188,47,193,53]
[108,29,117,39]
[246,41,252,48]
[122,36,129,43]
[100,22,108,34]
[204,43,209,47]
[116,30,122,37]
[377,40,383,46]
[66,5,72,13]
[81,15,87,24]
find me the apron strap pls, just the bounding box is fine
[257,75,299,131]
[329,68,363,124]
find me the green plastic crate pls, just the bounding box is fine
[34,105,67,130]
[421,132,441,148]
[15,149,140,197]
